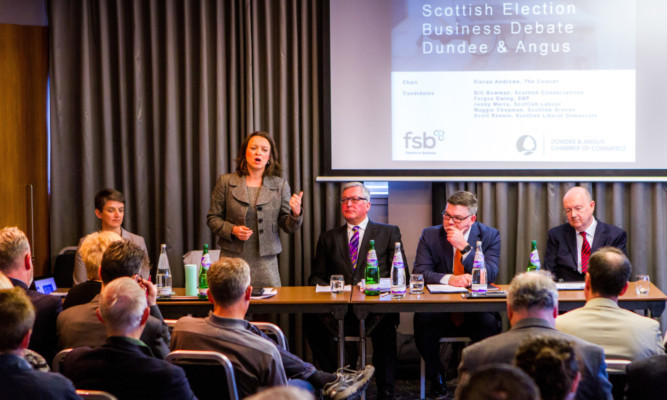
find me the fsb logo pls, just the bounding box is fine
[403,130,445,149]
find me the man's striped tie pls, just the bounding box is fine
[350,226,360,269]
[580,232,591,274]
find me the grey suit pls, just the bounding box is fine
[207,173,302,256]
[459,318,613,400]
[56,294,170,359]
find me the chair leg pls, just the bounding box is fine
[420,357,426,399]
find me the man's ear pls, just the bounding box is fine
[140,307,150,326]
[20,329,32,350]
[245,285,253,301]
[619,282,629,296]
[23,252,32,272]
[207,289,215,304]
[96,308,105,324]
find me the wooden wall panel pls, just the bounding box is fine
[0,23,50,276]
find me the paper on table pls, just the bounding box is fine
[316,284,352,293]
[427,284,469,294]
[251,288,277,299]
[555,282,585,290]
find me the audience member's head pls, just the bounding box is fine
[100,241,148,285]
[98,277,149,337]
[508,271,559,313]
[0,287,35,354]
[79,231,123,281]
[587,247,631,298]
[0,227,32,284]
[515,336,581,400]
[455,364,539,400]
[94,188,126,212]
[446,191,478,216]
[207,257,251,307]
[0,272,13,289]
[246,386,315,400]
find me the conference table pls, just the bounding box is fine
[157,282,666,370]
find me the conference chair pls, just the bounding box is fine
[75,390,118,400]
[53,246,77,288]
[52,348,73,373]
[419,336,471,399]
[605,358,632,400]
[252,321,288,351]
[166,350,239,400]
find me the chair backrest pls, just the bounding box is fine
[606,359,632,375]
[251,321,288,351]
[166,350,239,400]
[53,246,77,288]
[52,348,73,373]
[75,390,118,400]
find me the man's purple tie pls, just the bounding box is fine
[350,226,360,269]
[580,232,591,274]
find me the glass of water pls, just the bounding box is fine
[410,274,424,295]
[330,274,345,294]
[635,275,650,295]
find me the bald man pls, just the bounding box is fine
[544,187,627,282]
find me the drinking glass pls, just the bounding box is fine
[410,274,425,295]
[330,274,345,294]
[635,275,650,295]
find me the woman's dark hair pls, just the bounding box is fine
[235,131,281,177]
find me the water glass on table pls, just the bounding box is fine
[410,273,424,295]
[330,274,345,294]
[635,274,650,295]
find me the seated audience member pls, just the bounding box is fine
[0,287,79,399]
[60,277,195,399]
[171,257,374,399]
[556,247,664,361]
[459,272,612,400]
[514,336,581,400]
[544,186,627,282]
[625,354,667,400]
[306,182,406,399]
[63,231,122,309]
[57,241,170,358]
[455,364,539,400]
[0,272,49,372]
[413,191,502,397]
[73,188,150,285]
[0,226,62,363]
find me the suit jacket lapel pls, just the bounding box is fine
[565,224,579,267]
[440,226,454,273]
[229,174,249,204]
[355,222,375,281]
[591,222,606,250]
[334,225,354,274]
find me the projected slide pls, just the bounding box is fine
[391,0,635,162]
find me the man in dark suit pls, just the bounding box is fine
[413,190,502,397]
[459,271,613,400]
[0,226,62,364]
[544,186,627,282]
[60,276,196,399]
[307,182,407,399]
[57,240,171,358]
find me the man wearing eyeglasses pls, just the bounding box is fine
[413,190,501,398]
[544,186,627,282]
[306,182,407,400]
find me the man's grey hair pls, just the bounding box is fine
[99,277,147,333]
[207,257,251,307]
[446,191,478,216]
[508,272,558,312]
[341,182,371,200]
[0,227,30,273]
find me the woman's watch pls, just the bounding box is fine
[460,244,472,255]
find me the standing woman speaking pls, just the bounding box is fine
[207,131,303,287]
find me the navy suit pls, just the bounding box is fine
[307,220,407,397]
[544,220,627,282]
[61,336,195,400]
[412,222,502,381]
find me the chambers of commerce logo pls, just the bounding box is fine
[402,130,446,154]
[516,134,537,155]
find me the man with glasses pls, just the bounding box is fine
[307,182,407,400]
[413,190,501,397]
[544,186,627,282]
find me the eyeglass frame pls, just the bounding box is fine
[442,213,472,224]
[339,196,368,204]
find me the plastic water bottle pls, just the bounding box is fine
[156,244,172,297]
[471,241,487,296]
[390,242,406,298]
[526,240,541,272]
[198,244,211,299]
[365,240,380,296]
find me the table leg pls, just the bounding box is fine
[338,318,345,369]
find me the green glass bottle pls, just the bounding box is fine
[198,244,211,299]
[365,240,380,296]
[527,240,541,272]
